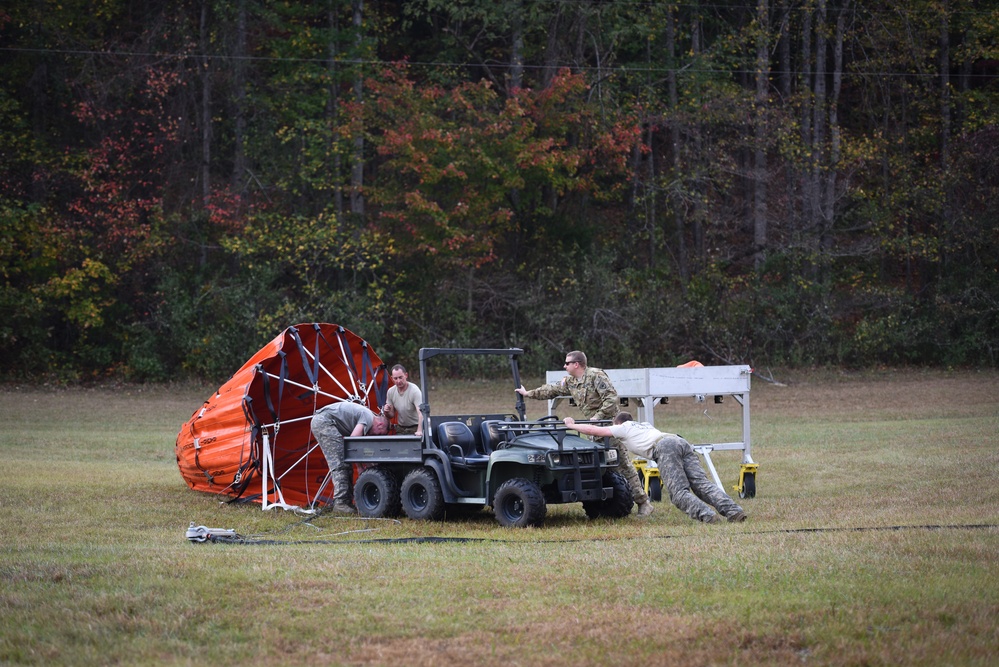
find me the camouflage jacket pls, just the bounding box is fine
[525,366,619,420]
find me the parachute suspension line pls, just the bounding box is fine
[270,324,319,509]
[256,353,292,511]
[259,352,306,510]
[260,350,288,455]
[310,324,323,392]
[275,442,324,484]
[259,353,287,433]
[257,372,352,406]
[376,363,389,408]
[359,342,388,408]
[260,353,292,460]
[224,389,262,501]
[332,325,364,400]
[288,326,319,390]
[302,324,364,507]
[288,325,339,510]
[303,331,323,509]
[276,326,327,508]
[300,338,359,402]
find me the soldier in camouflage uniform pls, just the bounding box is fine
[516,350,654,517]
[311,402,390,514]
[565,412,747,524]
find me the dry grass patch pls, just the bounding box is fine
[1,369,998,666]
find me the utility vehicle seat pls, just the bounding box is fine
[437,422,489,467]
[480,420,508,453]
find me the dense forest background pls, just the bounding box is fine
[2,0,997,381]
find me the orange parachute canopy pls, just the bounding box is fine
[175,323,388,509]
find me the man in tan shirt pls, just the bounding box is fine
[383,364,423,437]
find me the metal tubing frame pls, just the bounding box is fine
[543,365,755,491]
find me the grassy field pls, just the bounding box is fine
[1,368,997,666]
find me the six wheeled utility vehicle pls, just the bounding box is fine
[344,348,633,527]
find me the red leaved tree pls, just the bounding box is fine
[362,64,641,270]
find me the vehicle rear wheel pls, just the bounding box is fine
[493,478,547,527]
[400,467,445,521]
[354,467,401,518]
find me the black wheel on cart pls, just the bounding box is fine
[493,478,547,527]
[637,467,663,502]
[354,467,401,518]
[648,475,663,502]
[582,472,634,519]
[400,467,446,521]
[739,472,757,499]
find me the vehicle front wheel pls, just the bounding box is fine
[354,467,401,518]
[601,471,634,518]
[493,478,547,528]
[400,467,445,521]
[583,472,634,519]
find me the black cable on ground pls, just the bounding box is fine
[194,522,997,546]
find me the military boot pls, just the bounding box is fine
[330,500,356,514]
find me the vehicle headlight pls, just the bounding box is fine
[549,452,561,466]
[605,449,618,463]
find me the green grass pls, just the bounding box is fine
[1,370,997,666]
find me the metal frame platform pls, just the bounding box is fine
[543,365,756,495]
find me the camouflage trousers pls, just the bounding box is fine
[311,412,352,504]
[652,434,744,522]
[608,437,650,505]
[394,423,419,436]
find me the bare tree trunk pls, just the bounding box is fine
[667,4,688,281]
[753,0,770,269]
[199,0,212,271]
[798,1,814,259]
[778,0,792,102]
[200,0,212,207]
[777,0,796,253]
[467,267,474,319]
[690,10,705,266]
[541,4,563,89]
[938,1,952,280]
[510,1,524,92]
[939,2,951,167]
[350,0,365,216]
[822,1,846,255]
[811,0,827,260]
[957,22,971,127]
[329,1,344,217]
[232,0,248,197]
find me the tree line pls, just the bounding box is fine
[1,0,997,381]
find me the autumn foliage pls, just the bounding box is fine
[1,1,997,380]
[367,65,640,269]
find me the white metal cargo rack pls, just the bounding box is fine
[543,365,758,499]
